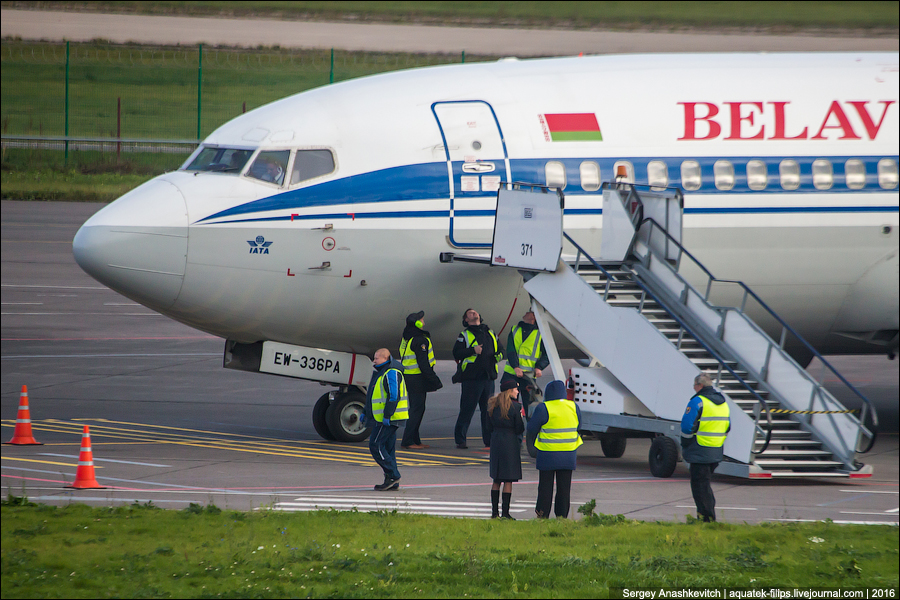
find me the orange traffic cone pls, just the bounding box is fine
[6,385,41,445]
[66,426,104,489]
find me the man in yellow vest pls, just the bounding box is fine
[500,310,549,419]
[365,348,409,491]
[526,380,583,519]
[681,373,731,522]
[399,310,442,450]
[452,308,505,449]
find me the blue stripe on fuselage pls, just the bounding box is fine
[195,155,898,225]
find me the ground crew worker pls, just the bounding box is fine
[500,310,549,419]
[366,348,409,491]
[452,308,504,449]
[399,310,442,449]
[526,380,583,519]
[681,373,731,522]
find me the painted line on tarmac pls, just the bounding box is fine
[2,353,220,359]
[840,510,900,516]
[675,505,757,511]
[840,489,899,494]
[769,518,898,526]
[40,453,171,467]
[1,456,101,468]
[4,418,487,468]
[1,284,107,290]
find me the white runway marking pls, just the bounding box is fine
[270,494,534,518]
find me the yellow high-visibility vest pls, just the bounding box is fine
[535,400,583,452]
[503,325,542,376]
[371,368,409,422]
[460,329,500,376]
[695,395,730,447]
[399,336,435,375]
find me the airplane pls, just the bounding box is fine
[73,52,899,442]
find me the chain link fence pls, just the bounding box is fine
[1,41,482,154]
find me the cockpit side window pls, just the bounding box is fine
[291,149,336,185]
[247,150,290,186]
[185,146,253,174]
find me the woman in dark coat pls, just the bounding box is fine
[484,378,525,519]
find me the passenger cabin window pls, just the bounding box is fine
[613,161,634,183]
[291,149,335,185]
[185,146,253,174]
[779,159,800,190]
[714,160,734,191]
[247,150,290,186]
[845,159,866,190]
[681,160,701,191]
[746,160,767,191]
[580,161,601,191]
[545,161,567,190]
[647,160,668,190]
[878,158,898,190]
[812,159,833,190]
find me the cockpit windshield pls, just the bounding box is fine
[184,146,253,174]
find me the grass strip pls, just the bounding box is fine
[2,498,898,599]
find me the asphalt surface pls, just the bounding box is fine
[2,8,897,54]
[1,200,897,523]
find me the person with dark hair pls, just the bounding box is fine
[485,379,526,519]
[399,310,442,450]
[526,379,582,519]
[452,308,504,449]
[500,310,549,419]
[681,373,731,522]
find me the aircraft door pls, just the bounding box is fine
[433,101,511,247]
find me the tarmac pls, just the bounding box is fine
[1,200,897,522]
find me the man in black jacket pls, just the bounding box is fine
[452,308,504,449]
[399,310,443,450]
[500,310,549,420]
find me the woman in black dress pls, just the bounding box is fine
[485,378,526,519]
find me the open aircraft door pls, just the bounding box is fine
[432,101,511,247]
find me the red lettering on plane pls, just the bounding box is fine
[725,102,765,140]
[677,102,721,140]
[678,100,895,141]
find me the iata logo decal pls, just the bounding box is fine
[247,235,273,255]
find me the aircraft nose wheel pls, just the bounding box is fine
[325,389,371,442]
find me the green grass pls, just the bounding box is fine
[1,148,184,202]
[2,499,898,599]
[15,1,900,31]
[1,42,481,140]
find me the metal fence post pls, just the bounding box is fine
[330,48,334,84]
[197,43,203,140]
[64,41,69,167]
[461,50,466,63]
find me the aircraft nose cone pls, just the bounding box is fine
[73,177,189,311]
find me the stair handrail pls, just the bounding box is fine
[635,216,879,455]
[563,232,774,456]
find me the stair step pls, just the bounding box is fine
[757,438,820,446]
[753,459,844,468]
[762,430,814,438]
[761,419,803,427]
[767,471,852,478]
[755,449,833,457]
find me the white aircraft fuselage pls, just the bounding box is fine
[73,52,900,365]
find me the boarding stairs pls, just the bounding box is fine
[446,182,879,479]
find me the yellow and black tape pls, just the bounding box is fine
[770,408,858,415]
